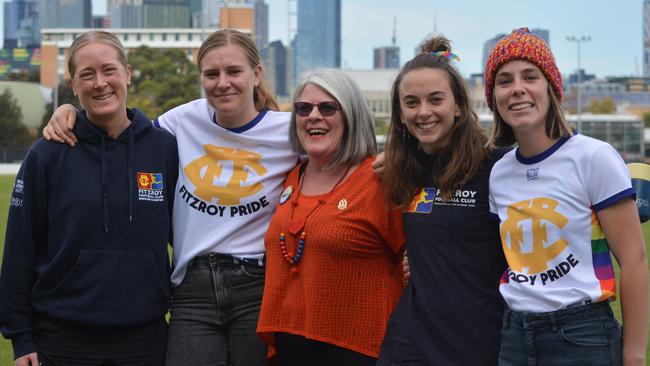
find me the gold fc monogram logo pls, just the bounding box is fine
[501,198,569,274]
[184,145,268,205]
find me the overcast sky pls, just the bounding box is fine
[1,0,644,78]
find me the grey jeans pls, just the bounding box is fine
[165,254,267,366]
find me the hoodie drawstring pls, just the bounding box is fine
[128,126,134,223]
[100,134,109,233]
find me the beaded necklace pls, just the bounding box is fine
[279,162,351,274]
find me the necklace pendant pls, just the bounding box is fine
[287,219,305,235]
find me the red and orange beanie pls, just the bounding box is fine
[484,27,563,111]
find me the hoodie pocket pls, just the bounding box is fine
[49,249,170,318]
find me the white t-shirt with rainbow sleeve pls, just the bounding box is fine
[489,133,634,312]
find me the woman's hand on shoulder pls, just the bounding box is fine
[43,104,79,146]
[402,250,410,285]
[372,152,385,176]
[15,352,38,366]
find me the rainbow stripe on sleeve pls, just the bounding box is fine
[590,211,617,302]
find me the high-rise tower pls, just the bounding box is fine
[142,0,190,28]
[40,0,92,28]
[252,0,268,49]
[109,0,190,28]
[4,0,40,48]
[294,0,341,80]
[374,17,400,69]
[643,0,650,76]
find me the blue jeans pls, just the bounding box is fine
[499,301,622,366]
[165,254,267,366]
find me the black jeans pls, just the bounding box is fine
[165,254,267,366]
[33,315,167,366]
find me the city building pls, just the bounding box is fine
[0,47,41,80]
[481,33,506,72]
[563,77,650,111]
[294,0,341,80]
[197,0,249,28]
[40,0,92,28]
[261,40,290,97]
[109,0,191,28]
[341,69,398,119]
[219,4,253,29]
[482,28,549,71]
[39,28,252,87]
[565,114,645,162]
[643,0,650,76]
[4,0,40,48]
[530,28,549,45]
[373,46,399,69]
[3,1,19,48]
[109,0,144,28]
[608,76,650,92]
[373,17,399,69]
[199,0,221,28]
[466,73,488,113]
[252,0,268,49]
[92,15,110,28]
[567,69,596,85]
[477,113,644,162]
[189,0,202,27]
[142,0,191,28]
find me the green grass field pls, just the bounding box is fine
[0,174,648,363]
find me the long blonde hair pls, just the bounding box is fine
[197,29,278,111]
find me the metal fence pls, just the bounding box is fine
[0,146,29,163]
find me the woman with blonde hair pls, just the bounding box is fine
[0,30,178,366]
[43,29,299,366]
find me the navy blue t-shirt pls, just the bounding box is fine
[378,148,509,366]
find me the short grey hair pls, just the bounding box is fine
[289,69,376,169]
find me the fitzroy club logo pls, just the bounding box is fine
[501,197,569,274]
[184,145,268,205]
[137,172,164,202]
[406,188,436,213]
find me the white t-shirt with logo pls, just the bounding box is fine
[489,134,634,312]
[155,99,298,286]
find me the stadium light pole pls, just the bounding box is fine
[566,35,591,124]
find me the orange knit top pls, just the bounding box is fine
[257,157,406,358]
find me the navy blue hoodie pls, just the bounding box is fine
[0,108,178,359]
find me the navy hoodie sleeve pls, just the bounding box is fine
[0,149,49,359]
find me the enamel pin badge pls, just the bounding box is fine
[280,186,293,204]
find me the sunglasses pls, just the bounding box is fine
[293,101,341,117]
